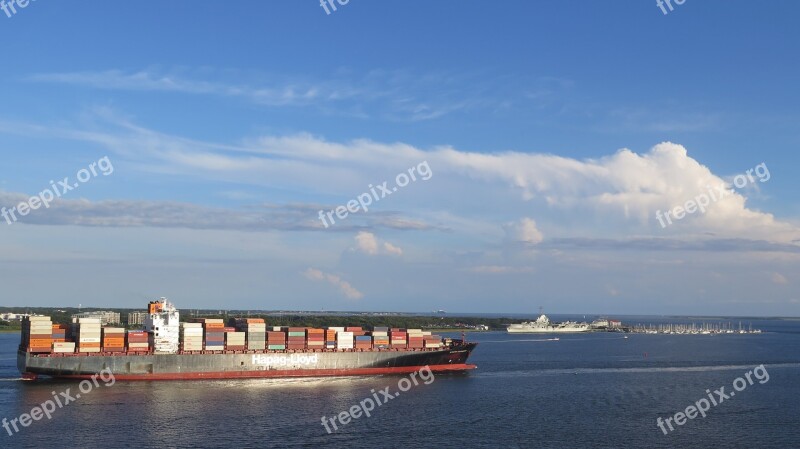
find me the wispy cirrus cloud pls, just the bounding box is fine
[27,68,512,121]
[0,190,438,232]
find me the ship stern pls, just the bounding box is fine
[17,350,38,380]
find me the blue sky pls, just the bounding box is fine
[1,1,799,315]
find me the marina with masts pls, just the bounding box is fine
[625,321,762,335]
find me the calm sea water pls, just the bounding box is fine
[1,318,800,448]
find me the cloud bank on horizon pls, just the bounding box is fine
[1,112,794,244]
[0,111,797,315]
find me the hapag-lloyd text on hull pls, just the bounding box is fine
[252,354,319,367]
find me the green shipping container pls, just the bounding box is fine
[268,344,286,350]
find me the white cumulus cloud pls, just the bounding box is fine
[353,231,403,256]
[504,218,544,245]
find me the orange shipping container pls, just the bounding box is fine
[28,339,53,347]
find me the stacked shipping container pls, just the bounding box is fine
[225,329,246,350]
[234,319,266,351]
[390,330,407,349]
[127,330,150,352]
[408,329,424,349]
[20,316,53,353]
[373,327,390,348]
[102,327,126,352]
[325,328,340,349]
[424,334,443,348]
[195,319,225,351]
[287,327,306,350]
[307,328,324,350]
[268,330,286,350]
[76,318,102,353]
[19,314,446,356]
[336,331,354,349]
[355,335,372,350]
[181,323,204,351]
[52,324,68,343]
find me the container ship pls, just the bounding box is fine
[18,298,478,381]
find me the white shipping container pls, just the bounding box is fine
[78,318,102,324]
[329,327,346,332]
[78,347,101,353]
[28,316,52,322]
[79,331,102,336]
[181,322,203,327]
[103,327,125,333]
[79,337,101,343]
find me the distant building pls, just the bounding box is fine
[609,320,622,328]
[72,311,121,326]
[0,313,29,321]
[127,311,148,326]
